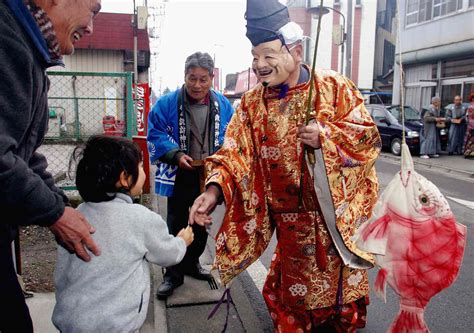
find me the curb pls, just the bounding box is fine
[378,153,474,179]
[151,264,168,333]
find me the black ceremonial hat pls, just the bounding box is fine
[245,0,290,46]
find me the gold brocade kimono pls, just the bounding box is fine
[205,69,381,310]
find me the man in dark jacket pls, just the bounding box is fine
[0,0,101,331]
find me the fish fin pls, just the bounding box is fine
[354,215,391,255]
[388,305,429,333]
[374,268,388,303]
[361,214,391,241]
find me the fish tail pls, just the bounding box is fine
[374,268,388,303]
[388,304,429,333]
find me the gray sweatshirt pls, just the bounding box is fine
[52,193,186,332]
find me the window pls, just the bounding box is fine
[433,0,461,18]
[442,57,474,78]
[383,40,396,75]
[406,0,420,25]
[406,0,463,26]
[372,107,386,120]
[462,83,474,102]
[388,106,421,121]
[470,0,474,7]
[419,0,433,22]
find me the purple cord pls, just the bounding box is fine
[208,287,235,333]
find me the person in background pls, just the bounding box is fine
[52,136,193,332]
[147,52,234,299]
[420,96,444,159]
[446,95,467,155]
[189,0,381,331]
[463,93,474,159]
[0,1,101,331]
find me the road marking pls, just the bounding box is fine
[447,196,474,210]
[246,259,268,293]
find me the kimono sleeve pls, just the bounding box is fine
[205,94,273,285]
[317,74,381,169]
[205,95,256,206]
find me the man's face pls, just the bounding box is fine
[454,96,462,106]
[184,67,213,102]
[46,0,101,55]
[251,39,297,87]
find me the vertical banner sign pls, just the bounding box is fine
[132,83,151,193]
[133,83,150,136]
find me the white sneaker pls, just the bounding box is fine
[420,155,430,159]
[431,154,440,158]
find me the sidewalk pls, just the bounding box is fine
[379,151,474,179]
[149,239,263,333]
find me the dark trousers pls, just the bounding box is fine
[164,169,208,283]
[0,236,33,333]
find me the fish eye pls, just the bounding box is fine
[419,194,430,206]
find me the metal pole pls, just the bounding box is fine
[132,0,139,137]
[339,13,346,76]
[345,0,353,79]
[126,72,135,138]
[133,0,138,84]
[326,6,346,76]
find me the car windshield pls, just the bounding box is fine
[388,106,420,121]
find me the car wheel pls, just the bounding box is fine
[390,138,402,156]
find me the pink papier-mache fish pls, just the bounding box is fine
[354,143,466,333]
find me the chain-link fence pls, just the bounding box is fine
[41,71,135,193]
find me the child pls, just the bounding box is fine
[52,135,193,332]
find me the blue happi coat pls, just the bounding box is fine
[147,87,234,196]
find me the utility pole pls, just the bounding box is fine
[133,0,138,85]
[345,0,353,79]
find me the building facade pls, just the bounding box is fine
[295,0,377,90]
[372,0,397,103]
[51,12,150,83]
[393,0,474,110]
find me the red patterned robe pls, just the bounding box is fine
[205,69,381,332]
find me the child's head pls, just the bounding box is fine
[74,135,145,202]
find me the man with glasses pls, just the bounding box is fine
[147,52,233,299]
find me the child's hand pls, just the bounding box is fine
[177,226,194,246]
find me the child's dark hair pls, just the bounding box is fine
[73,135,143,202]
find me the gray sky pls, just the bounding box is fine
[101,0,255,93]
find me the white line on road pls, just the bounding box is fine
[246,259,268,293]
[447,196,474,210]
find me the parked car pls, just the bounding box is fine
[365,104,422,155]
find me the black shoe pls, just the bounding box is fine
[183,264,212,281]
[156,279,183,300]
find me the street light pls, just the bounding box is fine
[307,4,348,77]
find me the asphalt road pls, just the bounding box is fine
[237,158,474,332]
